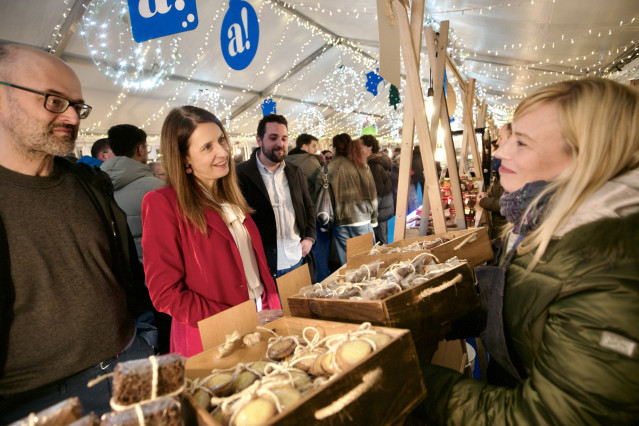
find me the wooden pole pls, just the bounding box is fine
[392,0,447,234]
[425,23,448,149]
[460,81,472,171]
[439,94,467,230]
[419,25,443,236]
[425,21,466,230]
[392,0,424,242]
[476,99,488,179]
[477,100,487,129]
[464,79,484,180]
[460,126,469,175]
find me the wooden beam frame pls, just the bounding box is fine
[393,0,423,240]
[392,0,447,236]
[425,21,466,230]
[460,79,484,179]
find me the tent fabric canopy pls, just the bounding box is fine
[0,0,637,150]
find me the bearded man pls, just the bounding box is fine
[236,114,316,280]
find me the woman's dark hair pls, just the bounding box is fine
[332,133,367,167]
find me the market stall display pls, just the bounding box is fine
[299,255,464,301]
[185,316,425,425]
[100,396,183,426]
[287,257,478,361]
[345,227,492,270]
[110,354,187,408]
[407,176,482,232]
[8,398,84,426]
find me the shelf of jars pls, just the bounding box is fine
[405,176,480,232]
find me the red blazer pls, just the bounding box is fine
[141,186,281,357]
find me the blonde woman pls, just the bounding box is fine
[141,106,281,357]
[421,78,639,424]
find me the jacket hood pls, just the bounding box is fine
[368,154,392,172]
[76,155,103,168]
[287,147,307,156]
[101,156,155,190]
[557,168,639,236]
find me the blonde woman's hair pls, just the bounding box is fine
[160,106,252,235]
[512,77,639,268]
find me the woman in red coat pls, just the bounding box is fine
[141,106,281,357]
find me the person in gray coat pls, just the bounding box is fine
[286,133,322,200]
[101,124,164,263]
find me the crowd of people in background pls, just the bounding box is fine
[73,115,399,283]
[2,44,637,424]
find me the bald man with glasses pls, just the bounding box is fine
[0,44,156,422]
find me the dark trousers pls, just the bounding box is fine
[312,224,332,282]
[374,220,389,245]
[0,333,154,424]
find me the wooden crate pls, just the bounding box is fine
[346,227,493,270]
[287,263,479,361]
[185,316,426,425]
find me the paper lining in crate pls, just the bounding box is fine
[345,227,493,270]
[285,255,479,361]
[184,301,426,426]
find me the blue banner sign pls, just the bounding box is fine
[220,0,259,70]
[261,98,276,115]
[128,0,199,43]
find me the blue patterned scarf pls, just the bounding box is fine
[500,181,552,235]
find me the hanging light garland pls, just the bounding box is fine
[322,65,365,113]
[424,7,638,122]
[80,0,181,91]
[386,104,404,140]
[187,89,233,126]
[291,104,326,138]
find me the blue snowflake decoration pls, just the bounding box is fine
[261,98,276,116]
[365,69,384,96]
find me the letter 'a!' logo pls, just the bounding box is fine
[128,0,199,43]
[220,0,259,70]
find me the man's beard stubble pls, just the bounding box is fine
[261,145,287,164]
[8,102,77,158]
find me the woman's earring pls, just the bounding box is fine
[185,165,192,174]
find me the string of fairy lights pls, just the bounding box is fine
[71,0,437,141]
[425,4,639,117]
[63,0,639,143]
[47,0,73,54]
[81,0,181,90]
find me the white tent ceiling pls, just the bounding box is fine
[1,0,638,152]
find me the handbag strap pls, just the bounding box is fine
[322,164,329,188]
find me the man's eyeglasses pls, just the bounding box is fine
[0,81,92,119]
